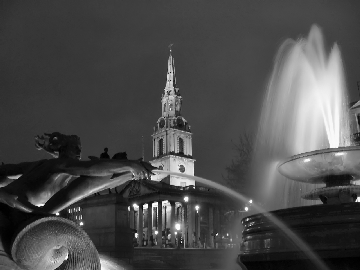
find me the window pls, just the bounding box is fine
[159,138,164,156]
[178,137,184,154]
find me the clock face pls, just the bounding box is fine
[179,165,185,173]
[159,118,165,128]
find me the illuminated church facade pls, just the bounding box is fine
[66,50,242,261]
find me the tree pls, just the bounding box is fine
[223,133,253,195]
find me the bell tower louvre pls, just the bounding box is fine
[150,47,195,187]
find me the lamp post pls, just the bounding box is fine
[183,196,189,248]
[155,230,158,246]
[175,223,181,248]
[195,205,200,247]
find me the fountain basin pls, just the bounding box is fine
[277,146,360,184]
[239,203,360,270]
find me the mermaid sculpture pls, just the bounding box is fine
[0,132,156,270]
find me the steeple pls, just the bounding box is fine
[164,45,178,96]
[161,46,182,118]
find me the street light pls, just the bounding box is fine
[249,199,253,204]
[154,230,159,246]
[175,223,181,248]
[245,206,249,212]
[184,196,189,202]
[195,205,199,213]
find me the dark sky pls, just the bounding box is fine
[1,0,360,183]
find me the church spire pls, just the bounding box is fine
[165,44,177,95]
[161,46,182,117]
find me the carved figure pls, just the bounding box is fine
[0,132,155,214]
[0,132,156,270]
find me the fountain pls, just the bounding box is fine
[239,25,360,269]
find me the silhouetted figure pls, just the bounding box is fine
[112,152,127,160]
[100,147,110,159]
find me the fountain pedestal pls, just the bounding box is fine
[239,203,360,270]
[239,147,360,269]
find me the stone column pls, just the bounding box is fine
[214,207,220,248]
[138,203,144,246]
[188,202,195,247]
[157,201,163,247]
[170,201,176,245]
[196,207,201,247]
[129,205,135,229]
[209,206,214,248]
[147,202,153,246]
[182,203,187,248]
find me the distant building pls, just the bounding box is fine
[350,100,360,145]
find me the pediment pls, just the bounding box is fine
[121,180,158,198]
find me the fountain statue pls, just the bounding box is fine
[0,132,156,270]
[239,25,360,269]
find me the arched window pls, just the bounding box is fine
[158,138,164,156]
[178,137,184,154]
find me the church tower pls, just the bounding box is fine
[150,48,195,186]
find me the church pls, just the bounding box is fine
[64,49,243,262]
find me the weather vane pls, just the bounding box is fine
[169,43,173,53]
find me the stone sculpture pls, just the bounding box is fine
[0,132,156,270]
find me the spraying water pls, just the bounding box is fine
[154,170,329,270]
[100,254,131,270]
[252,25,350,210]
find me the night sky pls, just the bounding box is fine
[1,0,360,184]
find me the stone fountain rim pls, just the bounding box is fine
[277,146,360,169]
[277,146,360,184]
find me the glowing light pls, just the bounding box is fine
[195,205,199,211]
[175,232,177,235]
[133,203,138,208]
[175,223,181,231]
[184,196,189,202]
[249,199,253,204]
[79,222,84,226]
[135,233,138,238]
[155,230,158,235]
[55,212,59,216]
[304,158,311,163]
[226,233,229,237]
[245,207,249,211]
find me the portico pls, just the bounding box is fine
[121,179,240,248]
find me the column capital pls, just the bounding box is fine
[169,200,176,206]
